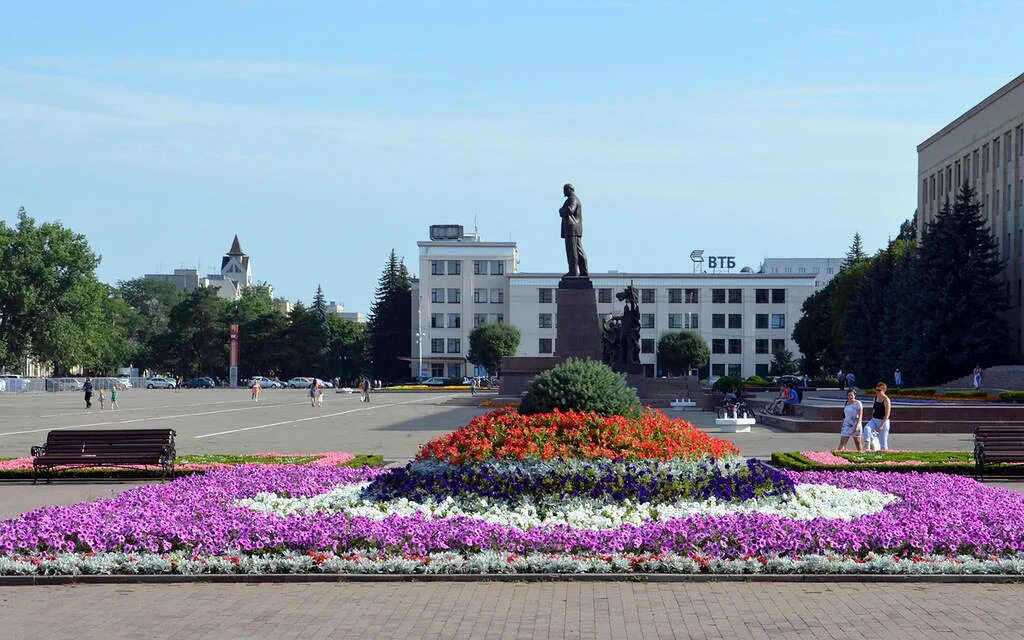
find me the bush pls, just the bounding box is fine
[744,375,770,386]
[941,390,987,399]
[712,375,743,393]
[518,358,642,417]
[999,391,1024,403]
[888,387,936,396]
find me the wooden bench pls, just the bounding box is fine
[973,425,1024,481]
[31,429,176,483]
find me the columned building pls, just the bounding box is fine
[918,72,1024,354]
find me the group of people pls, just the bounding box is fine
[837,383,892,452]
[82,378,119,409]
[762,383,801,415]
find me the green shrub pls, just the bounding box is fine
[941,390,987,399]
[519,358,642,417]
[712,375,743,393]
[999,391,1024,403]
[888,387,936,396]
[744,375,770,386]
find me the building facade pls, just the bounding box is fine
[410,225,520,379]
[508,273,815,379]
[410,224,831,380]
[918,72,1024,354]
[144,235,255,301]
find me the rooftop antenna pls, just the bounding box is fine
[474,214,479,237]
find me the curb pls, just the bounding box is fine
[1,573,1022,586]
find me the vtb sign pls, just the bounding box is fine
[691,250,736,272]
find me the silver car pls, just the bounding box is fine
[145,377,176,389]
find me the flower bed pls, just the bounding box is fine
[0,452,382,479]
[2,466,1024,575]
[417,408,738,463]
[772,451,1024,476]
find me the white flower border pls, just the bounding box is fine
[235,483,899,530]
[2,550,1023,576]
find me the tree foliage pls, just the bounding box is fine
[769,346,798,376]
[656,330,708,376]
[365,250,412,383]
[467,322,521,376]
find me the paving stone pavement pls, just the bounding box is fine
[2,581,1024,639]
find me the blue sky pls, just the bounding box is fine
[2,1,1022,312]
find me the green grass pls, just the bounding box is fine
[770,451,1024,476]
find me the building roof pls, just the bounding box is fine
[917,72,1024,152]
[228,235,245,256]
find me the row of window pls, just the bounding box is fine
[538,287,788,304]
[430,338,462,353]
[430,288,506,304]
[430,260,505,276]
[534,312,785,330]
[923,125,1024,205]
[536,338,788,357]
[428,312,506,329]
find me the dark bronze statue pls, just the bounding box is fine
[559,183,588,277]
[601,283,641,366]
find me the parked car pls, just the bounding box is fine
[776,375,805,388]
[0,374,27,392]
[287,377,313,388]
[181,377,215,389]
[145,376,177,389]
[314,378,334,389]
[116,376,133,389]
[45,377,83,391]
[93,377,129,390]
[249,376,284,389]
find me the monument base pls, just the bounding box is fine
[555,277,602,361]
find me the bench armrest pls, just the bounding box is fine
[30,445,45,457]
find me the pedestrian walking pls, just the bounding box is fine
[894,368,903,389]
[838,389,864,452]
[251,380,261,402]
[973,365,983,390]
[110,386,119,409]
[361,377,370,403]
[317,381,324,407]
[83,377,93,408]
[845,371,856,393]
[470,377,478,396]
[836,369,844,391]
[98,388,106,409]
[309,380,318,408]
[862,382,892,451]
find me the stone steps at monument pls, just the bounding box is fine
[755,412,1024,434]
[939,365,1024,391]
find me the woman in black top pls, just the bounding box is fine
[862,382,892,450]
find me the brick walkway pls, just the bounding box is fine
[4,581,1024,639]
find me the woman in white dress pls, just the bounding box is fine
[838,389,864,452]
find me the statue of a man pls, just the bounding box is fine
[559,183,588,277]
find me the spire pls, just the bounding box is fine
[228,235,244,255]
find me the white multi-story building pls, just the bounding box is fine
[918,72,1024,354]
[410,224,834,380]
[759,258,843,290]
[508,272,815,379]
[411,225,519,379]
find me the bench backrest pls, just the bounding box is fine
[42,429,176,456]
[975,425,1024,452]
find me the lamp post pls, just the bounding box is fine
[416,300,425,380]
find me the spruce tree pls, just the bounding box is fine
[911,185,1008,383]
[365,249,412,383]
[841,232,868,270]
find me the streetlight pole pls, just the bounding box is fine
[417,301,423,380]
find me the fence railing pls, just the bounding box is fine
[0,377,150,393]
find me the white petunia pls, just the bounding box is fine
[235,483,898,530]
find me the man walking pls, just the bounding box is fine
[83,377,93,408]
[361,377,370,403]
[470,377,478,396]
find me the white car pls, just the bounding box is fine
[116,376,133,389]
[0,374,27,392]
[145,377,176,389]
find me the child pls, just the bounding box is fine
[251,381,261,402]
[98,388,106,409]
[110,386,119,409]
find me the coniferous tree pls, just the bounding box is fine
[910,185,1009,382]
[841,232,868,270]
[365,250,412,382]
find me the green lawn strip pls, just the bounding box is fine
[0,453,385,480]
[770,451,1024,476]
[835,451,974,464]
